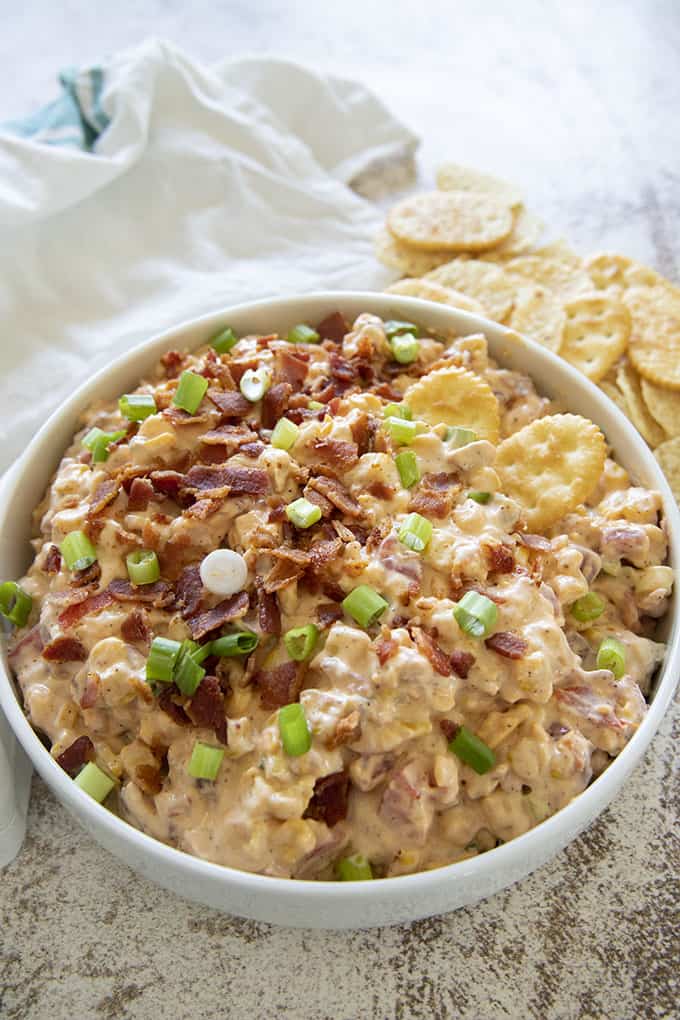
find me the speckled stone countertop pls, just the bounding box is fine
[1,3,679,1018]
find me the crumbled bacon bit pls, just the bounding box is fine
[186,676,227,745]
[240,442,265,458]
[254,661,302,709]
[183,464,268,496]
[409,489,451,520]
[485,543,515,574]
[155,685,189,726]
[375,636,398,665]
[161,350,185,377]
[207,388,251,420]
[316,602,344,628]
[439,720,459,742]
[121,609,150,645]
[316,311,349,344]
[256,577,281,635]
[88,478,119,517]
[367,481,395,501]
[374,381,404,402]
[303,486,334,517]
[326,711,361,750]
[127,476,154,512]
[134,763,163,796]
[411,627,451,677]
[485,631,528,659]
[150,470,185,499]
[312,437,359,471]
[44,545,62,574]
[72,561,102,588]
[109,578,174,607]
[261,382,293,429]
[184,498,223,519]
[275,347,309,388]
[174,565,204,618]
[304,770,350,827]
[450,649,475,678]
[227,358,260,385]
[187,590,249,640]
[163,406,211,427]
[56,736,95,776]
[200,423,256,448]
[58,590,115,629]
[308,538,343,573]
[329,351,357,386]
[270,547,312,566]
[263,557,305,593]
[307,476,363,518]
[42,635,87,662]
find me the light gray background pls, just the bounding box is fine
[1,2,678,1018]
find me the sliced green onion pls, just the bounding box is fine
[285,497,322,529]
[385,417,419,446]
[336,853,373,881]
[383,402,412,420]
[447,426,478,448]
[0,582,32,628]
[395,450,420,489]
[278,703,312,757]
[82,426,127,463]
[240,365,272,402]
[74,762,115,802]
[271,417,299,451]
[146,636,182,684]
[60,531,97,573]
[173,370,209,414]
[287,323,320,344]
[211,326,238,354]
[126,549,161,586]
[118,393,157,421]
[452,591,498,638]
[390,332,419,365]
[570,592,605,622]
[398,512,433,553]
[596,637,626,679]
[448,726,496,775]
[468,491,492,504]
[342,584,388,629]
[188,741,225,781]
[174,640,206,697]
[284,624,319,661]
[188,640,214,666]
[308,400,324,411]
[384,319,421,339]
[211,630,259,657]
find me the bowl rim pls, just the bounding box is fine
[2,289,679,904]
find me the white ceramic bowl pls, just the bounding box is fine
[1,293,678,929]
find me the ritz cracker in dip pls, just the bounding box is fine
[3,309,672,880]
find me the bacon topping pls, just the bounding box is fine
[409,488,451,520]
[88,478,119,517]
[200,423,256,448]
[450,649,475,678]
[275,347,309,388]
[183,464,268,497]
[58,590,115,629]
[326,711,362,750]
[163,406,211,427]
[312,438,359,472]
[367,481,395,501]
[127,476,154,512]
[134,764,163,796]
[256,578,281,635]
[240,441,265,458]
[184,498,223,519]
[375,636,398,665]
[316,311,349,344]
[72,561,102,588]
[44,545,62,574]
[56,736,95,776]
[316,602,344,629]
[174,564,204,618]
[411,627,451,677]
[121,609,151,645]
[263,557,305,593]
[158,686,191,726]
[161,350,185,377]
[254,661,302,710]
[485,543,515,574]
[207,388,251,420]
[439,720,458,742]
[187,590,249,640]
[108,578,173,607]
[42,635,87,662]
[485,631,528,659]
[329,351,357,386]
[187,675,227,744]
[307,475,363,518]
[261,382,293,429]
[308,537,343,572]
[304,770,350,827]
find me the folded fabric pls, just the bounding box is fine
[0,39,417,864]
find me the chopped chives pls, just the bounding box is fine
[342,585,388,629]
[0,581,32,628]
[596,637,626,679]
[188,741,224,781]
[60,531,97,573]
[385,417,419,446]
[571,592,605,622]
[146,636,182,684]
[173,370,209,415]
[452,591,498,638]
[395,450,420,489]
[390,332,419,364]
[398,512,433,553]
[211,326,238,354]
[384,319,421,339]
[448,726,496,775]
[468,491,492,504]
[126,549,161,586]
[119,393,157,421]
[287,324,320,344]
[278,703,312,757]
[240,366,272,402]
[174,640,206,697]
[270,417,299,450]
[74,762,115,802]
[82,426,127,463]
[336,853,373,881]
[211,630,259,657]
[447,426,478,448]
[308,400,324,411]
[284,624,319,661]
[383,403,412,420]
[285,497,322,529]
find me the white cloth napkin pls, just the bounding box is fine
[0,38,416,864]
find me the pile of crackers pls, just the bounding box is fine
[375,162,680,501]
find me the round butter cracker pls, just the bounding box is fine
[640,378,680,437]
[387,191,514,253]
[385,277,485,315]
[503,252,592,302]
[405,365,500,443]
[654,436,680,503]
[374,227,453,277]
[509,284,566,353]
[624,285,680,391]
[559,293,631,382]
[616,360,667,446]
[425,257,517,322]
[435,162,524,207]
